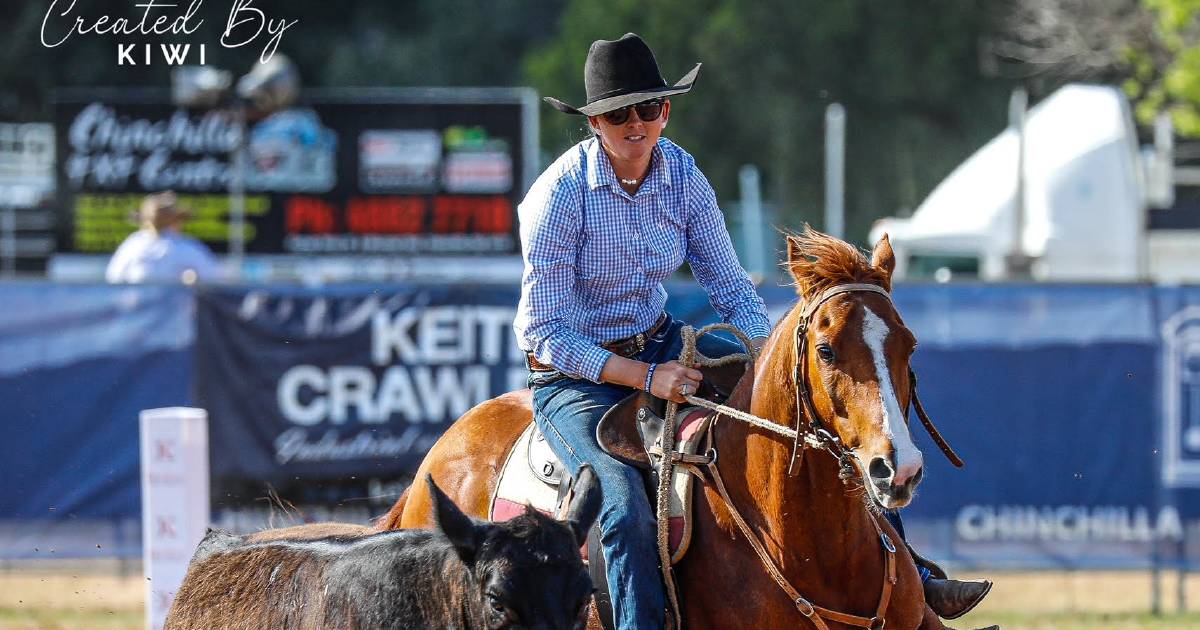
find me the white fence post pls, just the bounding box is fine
[140,407,210,630]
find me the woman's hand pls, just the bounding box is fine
[650,361,703,403]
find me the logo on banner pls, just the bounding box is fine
[441,126,512,194]
[156,515,179,539]
[956,504,1183,543]
[359,130,442,192]
[154,439,176,462]
[65,103,241,191]
[1163,306,1200,487]
[246,109,337,193]
[270,303,528,465]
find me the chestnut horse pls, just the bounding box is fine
[378,229,949,629]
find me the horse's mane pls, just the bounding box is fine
[784,226,891,302]
[747,227,893,449]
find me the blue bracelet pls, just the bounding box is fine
[644,363,657,393]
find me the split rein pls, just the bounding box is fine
[655,284,963,629]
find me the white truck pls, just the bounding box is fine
[870,84,1195,282]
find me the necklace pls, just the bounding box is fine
[619,177,640,186]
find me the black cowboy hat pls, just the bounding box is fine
[544,33,700,117]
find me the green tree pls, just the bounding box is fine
[1126,0,1200,134]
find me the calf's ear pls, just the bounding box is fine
[427,474,479,564]
[565,465,603,547]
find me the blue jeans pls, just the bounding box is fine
[883,509,930,581]
[528,315,743,630]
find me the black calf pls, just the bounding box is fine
[165,466,601,630]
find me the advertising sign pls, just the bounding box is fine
[192,284,529,520]
[53,88,536,256]
[0,123,57,272]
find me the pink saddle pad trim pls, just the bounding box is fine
[677,407,709,442]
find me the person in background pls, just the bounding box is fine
[105,191,222,284]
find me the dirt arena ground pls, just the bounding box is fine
[1,562,1200,629]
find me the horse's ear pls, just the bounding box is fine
[784,233,809,291]
[427,474,479,564]
[870,233,895,290]
[786,233,804,264]
[564,465,602,547]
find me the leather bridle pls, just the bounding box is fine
[658,283,964,628]
[787,283,963,479]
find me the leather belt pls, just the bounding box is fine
[526,312,670,372]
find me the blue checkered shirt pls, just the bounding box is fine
[513,137,772,382]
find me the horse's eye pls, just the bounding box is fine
[816,344,836,363]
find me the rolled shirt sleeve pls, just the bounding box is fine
[516,177,613,382]
[684,168,772,339]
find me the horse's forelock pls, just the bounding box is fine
[784,227,891,302]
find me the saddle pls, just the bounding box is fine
[489,358,748,562]
[490,358,746,630]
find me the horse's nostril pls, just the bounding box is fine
[868,457,893,482]
[911,466,924,486]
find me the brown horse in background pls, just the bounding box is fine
[378,229,951,629]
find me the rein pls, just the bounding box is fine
[657,283,962,629]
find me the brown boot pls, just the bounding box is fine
[923,577,992,620]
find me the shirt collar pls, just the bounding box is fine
[585,137,672,192]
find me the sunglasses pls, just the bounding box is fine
[601,99,665,125]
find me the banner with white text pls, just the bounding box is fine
[192,284,528,522]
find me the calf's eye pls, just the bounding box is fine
[486,594,513,623]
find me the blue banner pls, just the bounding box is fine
[890,284,1171,569]
[193,284,529,522]
[0,284,193,558]
[4,280,1200,569]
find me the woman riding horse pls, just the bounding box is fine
[515,33,988,629]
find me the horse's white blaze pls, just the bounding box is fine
[862,306,923,485]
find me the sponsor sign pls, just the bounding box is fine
[0,123,55,205]
[54,89,534,255]
[359,129,441,192]
[193,285,529,512]
[9,282,1200,569]
[0,123,57,272]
